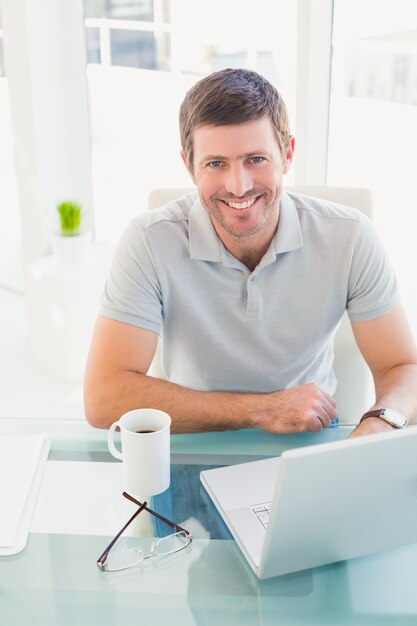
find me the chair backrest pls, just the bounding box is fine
[148,186,374,424]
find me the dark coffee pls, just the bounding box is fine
[135,429,156,434]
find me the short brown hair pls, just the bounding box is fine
[179,68,291,169]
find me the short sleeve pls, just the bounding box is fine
[99,219,163,334]
[346,213,399,322]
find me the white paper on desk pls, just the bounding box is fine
[0,433,50,552]
[31,460,131,536]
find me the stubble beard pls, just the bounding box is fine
[204,190,280,241]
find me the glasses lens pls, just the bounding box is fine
[105,547,144,572]
[155,531,190,556]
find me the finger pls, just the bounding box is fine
[321,402,337,424]
[316,412,332,428]
[305,383,337,417]
[321,390,337,409]
[305,383,336,408]
[318,396,338,422]
[308,415,324,433]
[308,399,335,427]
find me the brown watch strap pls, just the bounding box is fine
[360,409,385,423]
[359,408,407,429]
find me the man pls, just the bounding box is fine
[84,68,417,436]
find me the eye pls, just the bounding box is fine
[208,160,223,168]
[249,156,266,164]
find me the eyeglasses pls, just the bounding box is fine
[97,491,192,572]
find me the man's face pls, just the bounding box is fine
[182,117,294,245]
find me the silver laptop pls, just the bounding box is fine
[200,427,417,579]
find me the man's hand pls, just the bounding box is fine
[349,416,395,439]
[252,383,337,434]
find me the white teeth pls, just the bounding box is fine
[226,197,257,209]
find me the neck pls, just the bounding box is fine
[228,240,271,271]
[213,216,279,271]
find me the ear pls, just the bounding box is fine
[180,150,196,184]
[283,136,295,174]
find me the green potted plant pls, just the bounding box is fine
[52,200,90,269]
[57,201,82,236]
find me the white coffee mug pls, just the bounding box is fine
[107,408,171,497]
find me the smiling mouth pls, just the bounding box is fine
[221,195,262,210]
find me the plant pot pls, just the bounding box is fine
[51,232,91,270]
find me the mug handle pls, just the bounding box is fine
[107,421,123,460]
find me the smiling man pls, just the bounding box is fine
[84,68,417,436]
[184,117,294,271]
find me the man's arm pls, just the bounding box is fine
[349,306,417,437]
[84,316,337,433]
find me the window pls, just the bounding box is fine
[83,0,298,242]
[327,0,417,330]
[84,0,171,71]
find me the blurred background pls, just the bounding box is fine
[1,0,417,420]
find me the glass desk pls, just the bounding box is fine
[1,417,417,626]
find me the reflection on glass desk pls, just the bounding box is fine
[1,417,417,626]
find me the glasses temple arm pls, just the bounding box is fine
[122,491,191,537]
[97,500,148,567]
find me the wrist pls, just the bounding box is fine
[240,391,274,430]
[358,416,395,431]
[243,392,266,429]
[213,390,263,430]
[359,407,408,429]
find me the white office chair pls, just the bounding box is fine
[148,186,375,424]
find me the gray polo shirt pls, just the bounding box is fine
[99,191,399,395]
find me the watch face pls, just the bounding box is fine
[382,409,407,428]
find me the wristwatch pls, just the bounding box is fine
[359,408,408,429]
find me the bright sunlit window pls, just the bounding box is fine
[327,0,417,331]
[82,0,298,242]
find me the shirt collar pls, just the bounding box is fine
[188,191,303,262]
[189,197,223,261]
[272,191,304,254]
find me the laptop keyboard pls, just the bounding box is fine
[251,501,272,529]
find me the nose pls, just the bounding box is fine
[224,164,253,198]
